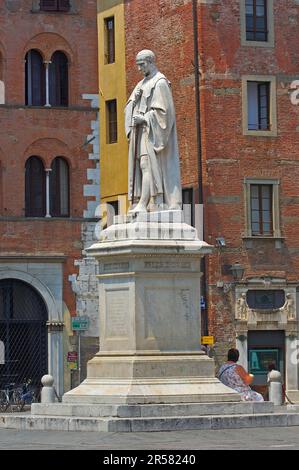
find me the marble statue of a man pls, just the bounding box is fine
[125,50,182,213]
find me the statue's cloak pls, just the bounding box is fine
[125,71,182,209]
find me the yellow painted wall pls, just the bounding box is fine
[98,0,128,207]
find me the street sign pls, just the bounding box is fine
[68,361,78,370]
[71,316,90,331]
[67,351,78,362]
[201,336,214,345]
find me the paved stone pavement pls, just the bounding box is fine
[1,427,299,450]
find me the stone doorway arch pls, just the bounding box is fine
[0,270,64,395]
[0,279,48,389]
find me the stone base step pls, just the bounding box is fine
[1,411,299,432]
[287,391,299,403]
[31,401,273,418]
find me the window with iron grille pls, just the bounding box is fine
[0,279,48,389]
[246,0,268,42]
[25,156,46,217]
[25,50,46,107]
[49,157,70,217]
[247,290,285,309]
[247,81,270,131]
[105,17,115,64]
[106,99,118,144]
[250,184,273,236]
[40,0,70,11]
[49,51,69,107]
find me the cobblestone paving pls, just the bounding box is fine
[1,427,299,450]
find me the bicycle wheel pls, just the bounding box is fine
[12,389,24,412]
[0,390,9,412]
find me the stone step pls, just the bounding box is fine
[0,411,299,433]
[31,401,273,418]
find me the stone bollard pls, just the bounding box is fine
[41,375,56,404]
[268,369,283,405]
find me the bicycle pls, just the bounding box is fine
[17,379,40,411]
[0,383,22,412]
[0,388,9,412]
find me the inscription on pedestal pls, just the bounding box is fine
[105,289,129,337]
[144,261,191,270]
[104,262,129,272]
[179,289,193,337]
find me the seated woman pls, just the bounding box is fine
[218,348,264,402]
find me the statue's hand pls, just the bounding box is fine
[133,88,143,108]
[135,87,143,100]
[133,114,146,126]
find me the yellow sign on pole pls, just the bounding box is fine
[68,361,78,370]
[201,336,215,345]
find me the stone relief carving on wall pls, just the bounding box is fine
[236,293,248,321]
[235,289,297,324]
[282,293,296,321]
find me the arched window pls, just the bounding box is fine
[25,157,46,217]
[50,157,70,217]
[25,50,45,106]
[49,51,68,107]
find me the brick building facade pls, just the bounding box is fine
[99,0,299,400]
[0,0,99,394]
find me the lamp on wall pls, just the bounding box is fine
[230,263,245,282]
[216,237,226,247]
[217,262,245,293]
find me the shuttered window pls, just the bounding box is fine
[49,51,69,107]
[50,157,70,217]
[25,157,46,217]
[250,184,273,236]
[246,0,268,42]
[105,17,115,64]
[25,50,46,106]
[106,100,118,144]
[40,0,70,11]
[247,81,270,131]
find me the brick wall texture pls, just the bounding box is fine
[0,0,98,316]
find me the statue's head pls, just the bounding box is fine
[136,50,157,77]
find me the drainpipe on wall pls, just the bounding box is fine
[192,0,209,336]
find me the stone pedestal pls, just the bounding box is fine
[64,211,239,405]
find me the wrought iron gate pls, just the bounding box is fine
[0,279,48,389]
